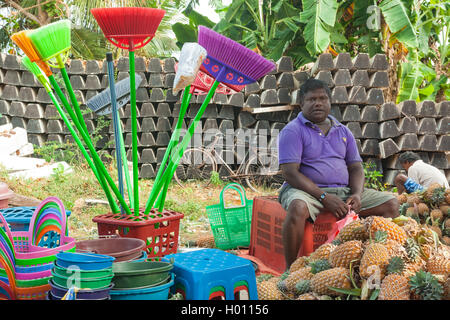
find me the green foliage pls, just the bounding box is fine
[309,259,332,274]
[386,256,405,275]
[409,270,444,300]
[294,279,311,295]
[363,162,386,191]
[209,171,224,187]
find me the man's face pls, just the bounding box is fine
[301,88,331,123]
[401,161,413,171]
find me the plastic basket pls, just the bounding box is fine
[205,183,253,250]
[93,208,184,259]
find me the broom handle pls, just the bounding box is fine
[107,53,125,216]
[48,75,120,214]
[49,75,131,215]
[56,56,91,138]
[151,86,192,198]
[129,51,139,215]
[154,87,192,211]
[47,89,118,213]
[145,80,220,214]
[117,112,134,209]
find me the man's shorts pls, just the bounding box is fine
[278,184,396,221]
[404,177,424,194]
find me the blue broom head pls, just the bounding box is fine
[198,26,275,85]
[86,74,142,116]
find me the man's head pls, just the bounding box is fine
[299,79,332,123]
[398,152,421,171]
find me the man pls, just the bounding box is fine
[277,78,399,269]
[394,151,449,194]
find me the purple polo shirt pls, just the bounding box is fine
[278,112,362,187]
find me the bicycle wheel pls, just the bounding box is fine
[174,147,217,187]
[244,151,284,193]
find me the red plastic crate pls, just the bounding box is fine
[92,208,184,259]
[249,196,337,274]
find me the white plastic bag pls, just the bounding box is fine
[173,42,207,94]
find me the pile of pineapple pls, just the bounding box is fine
[257,213,450,300]
[398,183,450,246]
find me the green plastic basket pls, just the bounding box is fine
[205,183,253,250]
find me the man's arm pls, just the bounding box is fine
[346,161,365,212]
[280,163,348,218]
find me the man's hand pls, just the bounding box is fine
[322,193,349,219]
[346,194,361,213]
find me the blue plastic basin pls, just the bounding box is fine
[110,274,174,300]
[56,252,115,271]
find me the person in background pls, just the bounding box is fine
[394,151,449,194]
[277,78,399,269]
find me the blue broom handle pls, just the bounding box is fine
[107,52,125,215]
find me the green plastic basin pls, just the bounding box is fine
[53,262,113,279]
[112,261,173,289]
[51,268,113,290]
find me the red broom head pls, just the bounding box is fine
[91,7,165,51]
[198,26,275,82]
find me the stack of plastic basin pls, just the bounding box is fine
[75,237,146,262]
[109,260,174,300]
[49,252,115,300]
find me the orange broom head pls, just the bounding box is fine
[91,7,165,51]
[10,30,52,77]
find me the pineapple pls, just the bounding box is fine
[296,293,317,300]
[445,189,450,205]
[409,270,444,300]
[417,203,429,217]
[329,240,363,268]
[426,256,450,276]
[378,274,410,300]
[364,216,408,245]
[359,239,390,279]
[402,256,426,280]
[439,205,450,217]
[430,209,444,224]
[385,239,408,259]
[399,217,421,238]
[308,243,336,262]
[289,256,308,273]
[443,277,450,300]
[336,220,368,242]
[284,267,314,292]
[397,193,408,205]
[425,184,446,206]
[294,279,311,295]
[310,267,352,296]
[257,280,283,300]
[256,273,274,283]
[308,259,332,274]
[407,194,421,206]
[196,233,216,248]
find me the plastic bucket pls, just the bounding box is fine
[49,279,113,300]
[112,260,173,289]
[53,262,113,279]
[75,238,145,262]
[110,274,174,300]
[56,252,115,270]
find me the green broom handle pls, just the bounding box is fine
[129,51,139,215]
[145,80,220,214]
[152,86,192,195]
[154,87,192,211]
[116,111,134,209]
[47,89,118,213]
[56,56,91,138]
[49,75,130,215]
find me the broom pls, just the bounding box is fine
[11,29,130,215]
[10,31,120,214]
[91,7,165,216]
[145,26,275,214]
[86,73,143,211]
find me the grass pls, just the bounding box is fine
[0,162,277,245]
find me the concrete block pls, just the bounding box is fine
[244,82,260,96]
[139,164,155,179]
[361,139,380,156]
[398,116,418,134]
[140,132,156,147]
[370,54,389,71]
[331,86,349,104]
[360,105,379,122]
[218,105,235,120]
[156,117,171,131]
[3,85,19,101]
[68,59,85,74]
[148,58,162,73]
[277,72,295,89]
[9,101,26,117]
[4,70,21,85]
[362,123,380,139]
[278,88,291,104]
[148,88,163,102]
[333,69,352,87]
[140,102,156,117]
[437,117,450,135]
[398,100,416,117]
[418,135,437,152]
[379,120,401,139]
[27,119,47,134]
[366,88,384,105]
[417,118,437,134]
[437,135,450,152]
[430,152,448,169]
[352,53,370,70]
[4,54,21,70]
[260,89,279,105]
[0,100,10,115]
[276,56,294,72]
[369,71,389,88]
[260,75,277,89]
[18,87,37,102]
[315,70,334,88]
[212,93,228,104]
[86,60,101,74]
[346,122,362,139]
[333,52,353,69]
[378,102,400,121]
[417,100,437,118]
[163,58,176,73]
[10,117,27,129]
[395,134,419,151]
[311,53,334,74]
[227,92,245,107]
[436,101,449,117]
[342,105,361,122]
[156,103,172,117]
[244,94,261,109]
[47,119,64,133]
[348,86,367,104]
[148,73,164,87]
[351,70,370,87]
[378,138,400,159]
[85,75,101,90]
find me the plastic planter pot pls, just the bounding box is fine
[75,238,145,262]
[110,274,174,300]
[56,252,115,270]
[112,260,173,289]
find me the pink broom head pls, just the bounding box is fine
[91,7,165,51]
[198,26,275,84]
[174,63,244,95]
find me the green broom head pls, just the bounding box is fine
[28,19,71,69]
[21,56,52,92]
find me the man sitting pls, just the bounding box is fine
[394,151,449,194]
[277,78,399,269]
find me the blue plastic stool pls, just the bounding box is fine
[163,249,258,300]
